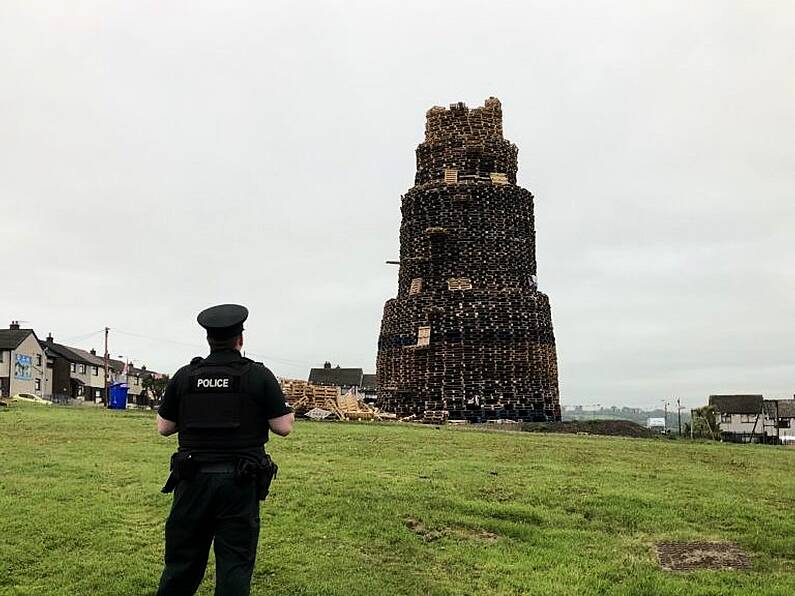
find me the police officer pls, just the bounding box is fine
[155,304,294,596]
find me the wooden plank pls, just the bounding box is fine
[417,326,431,346]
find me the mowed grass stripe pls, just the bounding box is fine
[1,403,794,595]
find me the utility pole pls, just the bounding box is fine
[662,400,669,433]
[677,398,683,436]
[104,327,109,407]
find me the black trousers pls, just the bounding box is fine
[157,471,260,596]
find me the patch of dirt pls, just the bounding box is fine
[511,420,654,438]
[655,542,751,571]
[404,517,445,542]
[404,518,499,543]
[456,528,498,542]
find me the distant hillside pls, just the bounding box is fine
[562,406,691,428]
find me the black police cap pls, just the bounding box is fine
[197,304,249,339]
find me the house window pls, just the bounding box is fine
[35,378,41,391]
[94,389,101,398]
[36,354,42,366]
[417,326,431,347]
[92,366,99,376]
[71,362,76,373]
[0,351,4,362]
[409,278,423,295]
[77,385,85,397]
[443,169,458,184]
[740,414,755,423]
[79,364,86,374]
[134,376,139,386]
[720,413,731,424]
[778,419,791,429]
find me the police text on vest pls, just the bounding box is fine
[197,378,230,388]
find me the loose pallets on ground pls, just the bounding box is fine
[280,379,396,421]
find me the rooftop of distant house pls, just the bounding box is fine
[308,362,365,387]
[709,394,764,414]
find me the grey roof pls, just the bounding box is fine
[308,367,363,387]
[37,339,161,377]
[709,394,764,414]
[68,347,107,368]
[360,374,376,391]
[42,342,91,364]
[107,358,159,378]
[764,399,795,419]
[0,328,36,350]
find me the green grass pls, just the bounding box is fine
[1,403,794,595]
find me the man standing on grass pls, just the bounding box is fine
[155,304,294,596]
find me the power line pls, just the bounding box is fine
[114,329,203,350]
[113,329,317,368]
[59,329,105,344]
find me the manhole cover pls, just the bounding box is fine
[655,542,751,571]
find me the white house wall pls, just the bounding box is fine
[719,413,765,436]
[0,350,10,377]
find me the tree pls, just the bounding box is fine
[690,405,719,440]
[142,374,170,406]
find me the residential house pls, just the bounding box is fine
[108,359,160,405]
[309,362,364,393]
[69,347,111,403]
[0,322,48,398]
[709,395,764,442]
[762,399,795,444]
[360,373,377,402]
[42,336,107,402]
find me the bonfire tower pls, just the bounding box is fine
[376,98,560,423]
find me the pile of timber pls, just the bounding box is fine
[375,98,561,424]
[280,379,396,421]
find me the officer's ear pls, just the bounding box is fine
[236,334,244,350]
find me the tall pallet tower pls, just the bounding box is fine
[376,98,561,423]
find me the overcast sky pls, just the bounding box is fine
[2,1,793,409]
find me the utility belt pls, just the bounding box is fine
[161,451,278,501]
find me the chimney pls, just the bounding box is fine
[323,361,331,369]
[46,333,54,344]
[9,321,20,330]
[90,349,96,356]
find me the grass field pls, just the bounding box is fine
[1,403,794,596]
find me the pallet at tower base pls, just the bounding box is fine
[376,97,561,423]
[280,378,396,421]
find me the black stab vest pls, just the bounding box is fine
[177,358,268,451]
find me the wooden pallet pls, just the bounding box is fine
[280,379,395,421]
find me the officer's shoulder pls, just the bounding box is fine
[243,357,265,370]
[245,359,275,376]
[172,358,202,378]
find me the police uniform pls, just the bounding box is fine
[156,304,292,596]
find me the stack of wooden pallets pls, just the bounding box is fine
[280,379,341,418]
[280,379,396,421]
[376,98,561,424]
